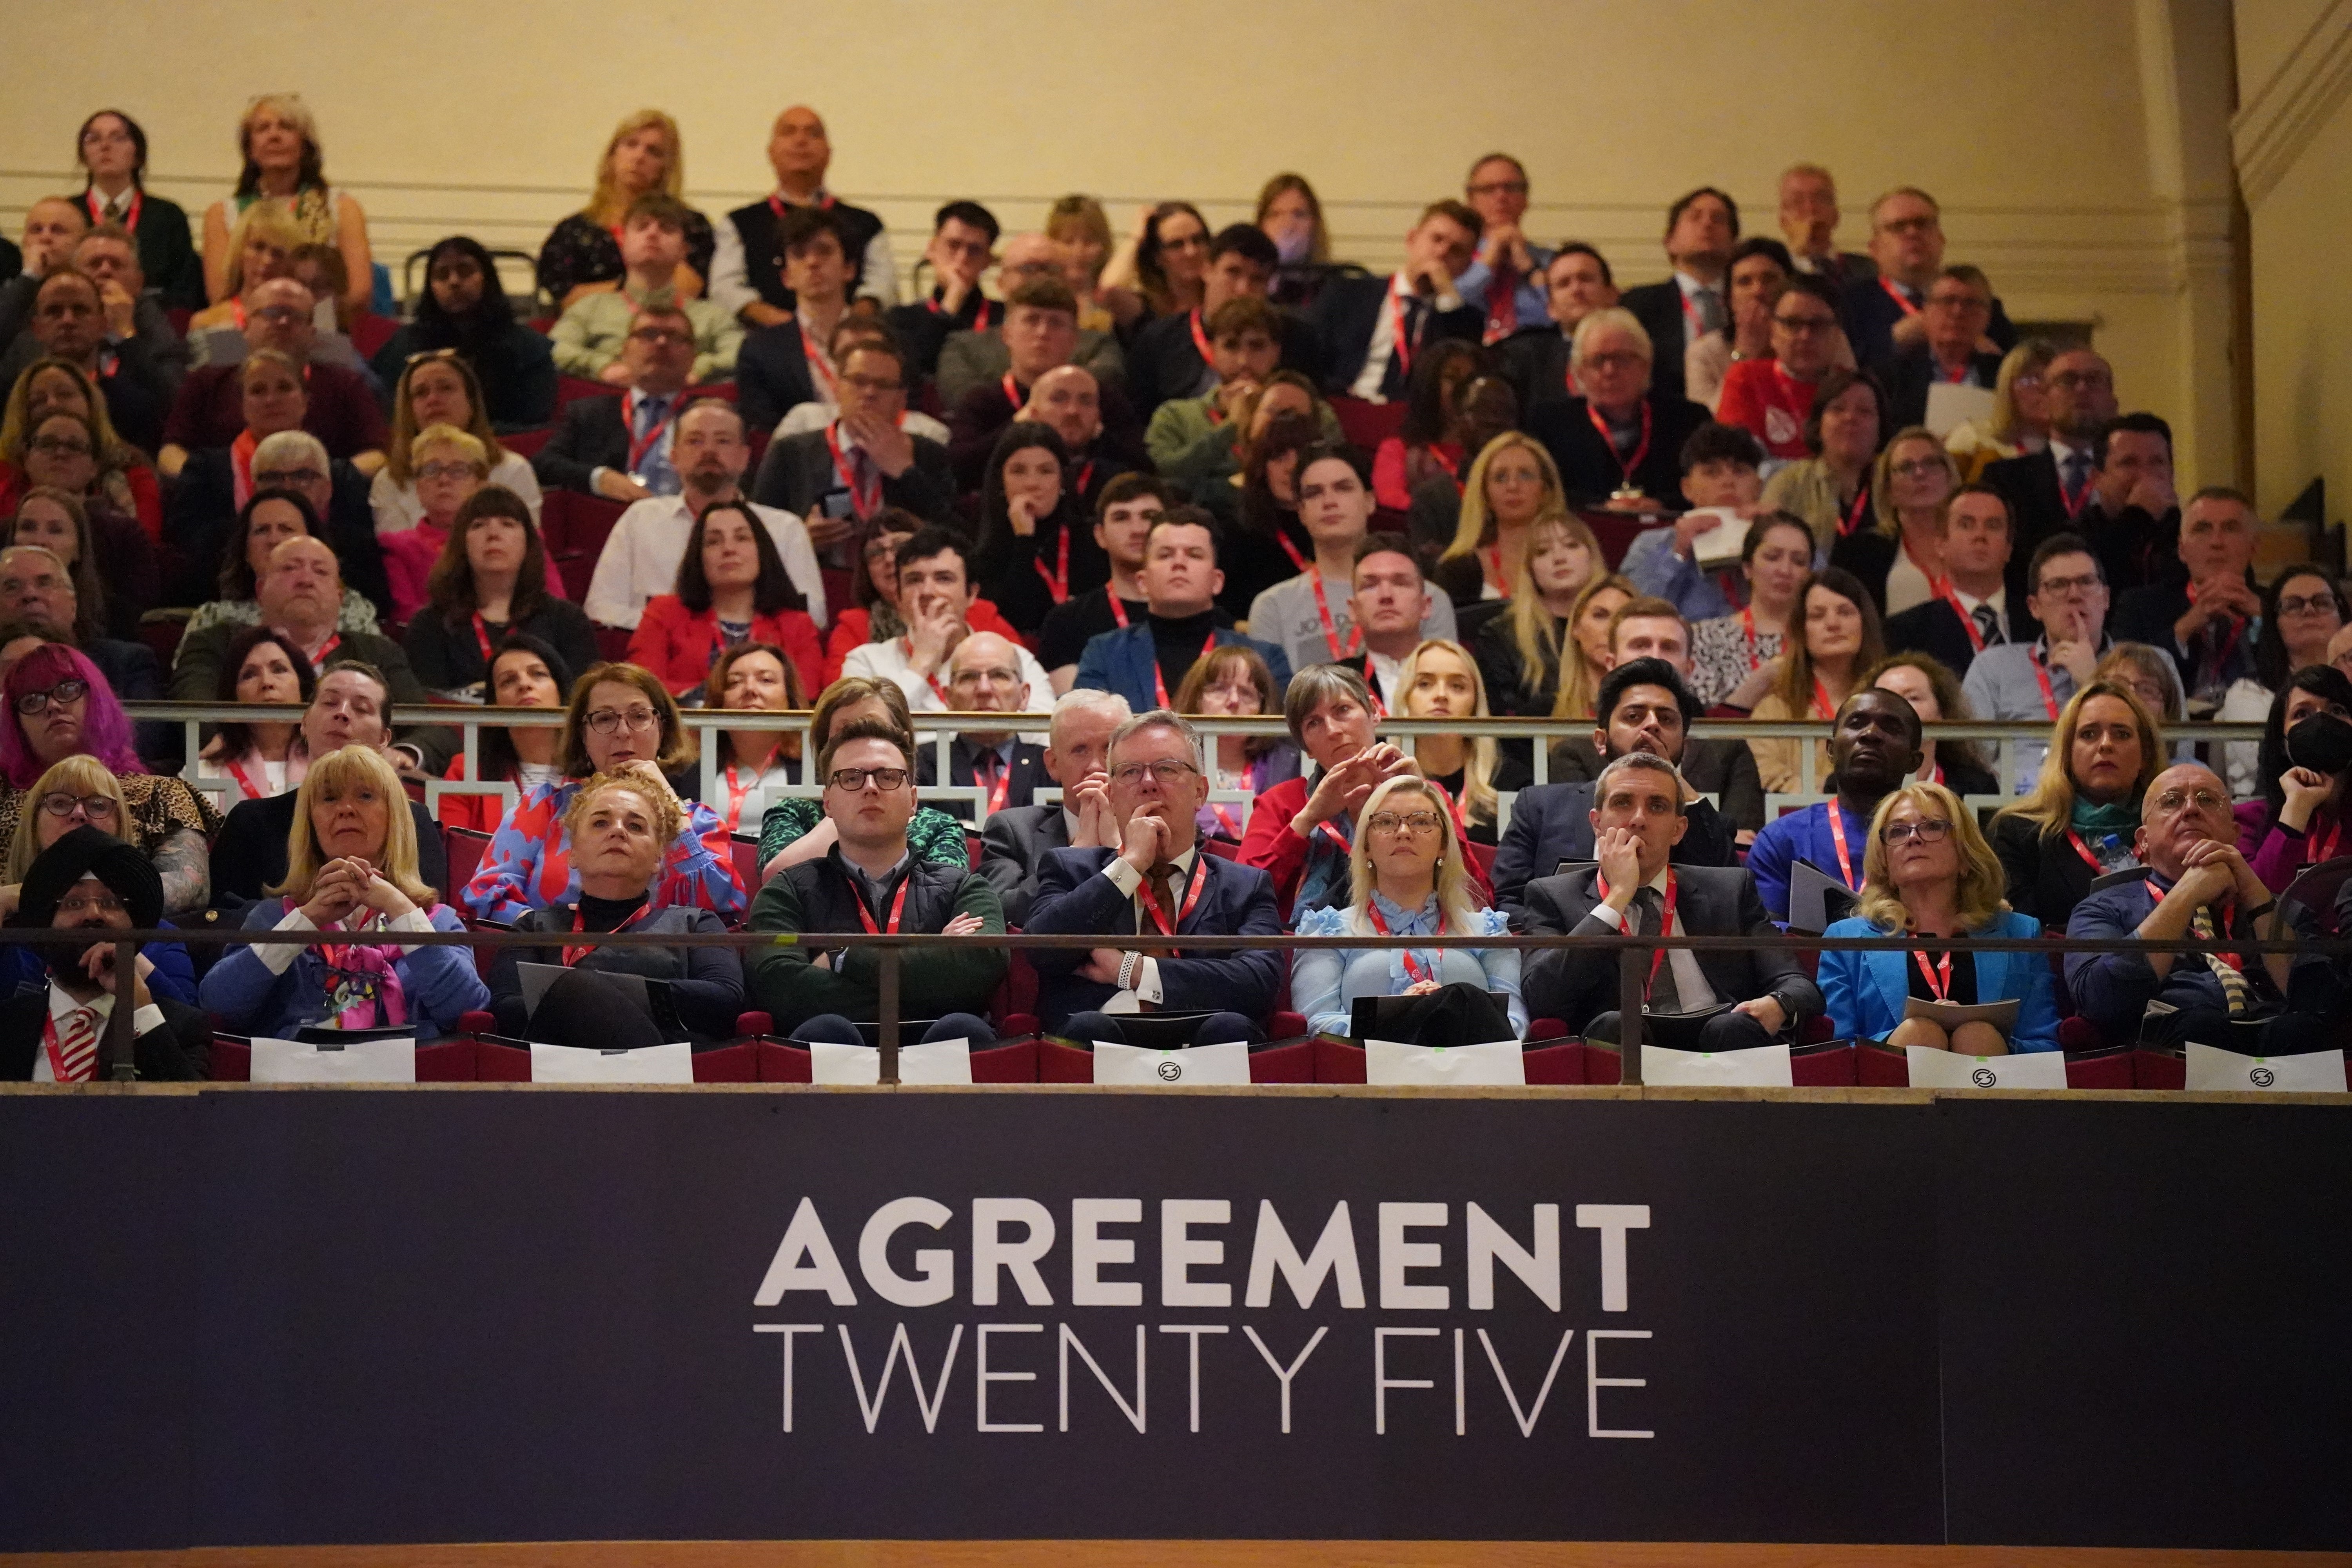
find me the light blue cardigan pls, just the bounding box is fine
[1818,908,2060,1053]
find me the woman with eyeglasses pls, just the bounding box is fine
[1173,642,1297,843]
[459,661,745,925]
[202,746,488,1042]
[0,643,218,914]
[380,434,570,627]
[1097,201,1210,325]
[1833,426,1959,620]
[630,501,823,699]
[0,358,162,540]
[3,419,159,634]
[436,634,574,836]
[2234,665,2352,897]
[757,676,969,879]
[370,238,558,431]
[2215,568,2352,801]
[370,352,542,539]
[1290,775,1524,1039]
[1820,780,2058,1055]
[194,625,313,802]
[0,754,197,1004]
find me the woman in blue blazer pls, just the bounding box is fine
[1821,780,2059,1054]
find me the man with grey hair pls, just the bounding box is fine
[0,545,164,736]
[918,631,1050,822]
[159,275,387,476]
[1024,707,1284,1033]
[1525,306,1710,508]
[1520,749,1818,1048]
[161,424,388,612]
[978,686,1132,925]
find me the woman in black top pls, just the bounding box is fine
[403,486,597,700]
[1217,410,1321,620]
[535,111,715,310]
[973,422,1105,637]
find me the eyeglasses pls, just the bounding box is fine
[2153,788,2228,815]
[38,792,118,819]
[2037,572,2102,595]
[1580,350,1647,372]
[584,706,658,736]
[1109,759,1200,787]
[628,327,692,347]
[55,891,126,920]
[1367,810,1444,836]
[28,436,92,456]
[416,461,481,481]
[14,679,87,715]
[2049,370,2114,391]
[827,766,909,791]
[1890,457,1947,479]
[1880,818,1952,845]
[1772,314,1837,334]
[2279,593,2339,617]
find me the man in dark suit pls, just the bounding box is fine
[750,336,959,538]
[883,201,1002,384]
[1499,243,1617,415]
[1980,347,2121,569]
[1883,486,2036,676]
[1837,188,2017,371]
[1776,163,1876,293]
[1496,659,1743,914]
[1128,225,1316,419]
[530,299,697,501]
[1311,200,1482,402]
[2112,487,2261,704]
[1024,709,1284,1032]
[0,828,209,1080]
[1523,309,1710,507]
[1882,267,2006,430]
[1521,751,1821,1046]
[1615,187,1740,403]
[916,632,1051,822]
[208,664,450,906]
[980,688,1131,926]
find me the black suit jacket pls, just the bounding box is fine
[2114,568,2254,694]
[1542,736,1765,834]
[978,801,1070,928]
[1519,863,1822,1035]
[1308,274,1480,402]
[1839,276,2017,370]
[884,290,995,381]
[1492,780,1739,916]
[1525,393,1710,507]
[1883,594,2038,681]
[724,197,886,310]
[0,989,211,1080]
[735,320,821,435]
[918,737,1049,820]
[749,428,960,534]
[1023,846,1284,1029]
[1882,344,2007,431]
[530,394,631,496]
[210,791,449,907]
[162,449,388,615]
[1129,307,1321,419]
[1615,279,1709,401]
[1992,812,2102,931]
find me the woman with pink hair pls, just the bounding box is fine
[0,642,217,913]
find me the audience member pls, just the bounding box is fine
[1315,202,1482,403]
[1399,374,1519,552]
[884,201,1002,380]
[1038,475,1171,691]
[1396,638,1525,846]
[167,399,388,613]
[532,301,698,502]
[370,350,542,537]
[1472,511,1601,717]
[751,335,958,541]
[1250,446,1454,674]
[461,662,743,925]
[1841,426,1960,619]
[733,204,860,432]
[1617,187,1740,402]
[1432,432,1566,606]
[1074,510,1287,714]
[1747,566,1885,796]
[1837,187,2015,370]
[1344,536,1452,713]
[193,625,311,802]
[1449,154,1546,344]
[199,94,372,316]
[4,268,174,457]
[1619,422,1768,622]
[2097,641,2189,731]
[1980,347,2117,561]
[370,238,557,430]
[1132,225,1312,417]
[1238,664,1416,918]
[377,431,564,624]
[1867,653,1998,797]
[1520,751,1819,1046]
[403,486,596,701]
[1686,511,1811,709]
[1174,643,1297,842]
[1945,338,2055,483]
[627,499,822,700]
[176,488,382,663]
[1760,366,1886,552]
[1776,163,1875,289]
[6,476,154,641]
[1820,780,2058,1053]
[436,635,574,835]
[535,110,713,310]
[843,528,1053,713]
[765,316,953,447]
[160,280,387,477]
[1024,708,1283,1033]
[979,688,1132,925]
[2219,566,2351,797]
[0,358,162,540]
[1526,308,1710,508]
[2114,485,2258,706]
[680,645,792,838]
[1883,267,2004,429]
[972,421,1098,636]
[757,675,967,879]
[1713,274,1843,461]
[1990,679,2159,927]
[1256,173,1336,311]
[1684,236,1794,413]
[1368,339,1484,510]
[947,281,1145,493]
[0,760,197,1007]
[1882,486,2029,676]
[183,202,298,341]
[552,197,739,388]
[1146,297,1292,493]
[1962,534,2114,789]
[2235,666,2352,896]
[1747,685,1923,924]
[1499,243,1618,414]
[70,110,204,309]
[0,545,164,732]
[1219,410,1322,614]
[710,105,893,323]
[190,262,370,376]
[935,234,1129,408]
[911,632,1049,820]
[1099,201,1211,323]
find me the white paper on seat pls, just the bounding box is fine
[1092,1040,1251,1085]
[2184,1042,2348,1093]
[1904,1046,2069,1089]
[1924,381,1996,438]
[528,1041,693,1084]
[1364,1038,1525,1086]
[250,1036,417,1083]
[1641,1041,1793,1087]
[810,1037,975,1085]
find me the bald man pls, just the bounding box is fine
[917,630,1050,821]
[2065,762,2333,1052]
[710,104,893,325]
[936,234,1129,408]
[0,198,91,361]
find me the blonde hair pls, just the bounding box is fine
[560,770,686,850]
[1346,774,1480,936]
[222,200,308,298]
[406,422,488,474]
[1994,679,2163,842]
[1872,426,1960,537]
[271,744,435,905]
[2,755,126,883]
[1503,511,1601,702]
[1986,338,2057,445]
[1440,432,1564,566]
[1552,572,1634,721]
[588,110,684,226]
[1853,780,2008,932]
[1398,638,1499,829]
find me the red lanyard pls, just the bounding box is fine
[1594,869,1678,996]
[1034,524,1071,603]
[2185,581,2247,671]
[564,901,653,966]
[2029,646,2062,720]
[1878,277,1921,318]
[901,638,953,705]
[1000,372,1024,410]
[1811,679,1836,720]
[1108,591,1132,630]
[973,750,1013,817]
[854,873,912,936]
[1739,607,1765,670]
[824,422,882,520]
[1152,632,1220,710]
[1839,485,1871,537]
[929,294,995,332]
[2312,815,2343,865]
[225,758,270,800]
[1309,572,1359,660]
[1136,855,1208,937]
[1187,309,1213,367]
[722,763,764,833]
[1677,285,1707,339]
[470,612,499,667]
[1912,947,1954,1001]
[803,330,838,402]
[305,633,341,673]
[1276,531,1309,574]
[1387,277,1421,377]
[1945,591,1985,654]
[1208,800,1243,840]
[1364,898,1443,986]
[1938,357,1971,385]
[1073,458,1095,496]
[2065,831,2106,874]
[86,187,142,234]
[1585,401,1653,488]
[2059,452,2094,520]
[1903,536,1948,599]
[624,391,677,474]
[1480,544,1504,594]
[769,191,836,220]
[230,428,259,509]
[1826,804,1859,890]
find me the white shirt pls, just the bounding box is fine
[1364,648,1407,712]
[840,633,1054,723]
[196,754,292,799]
[1100,846,1200,1006]
[708,191,898,318]
[1348,272,1463,402]
[370,454,543,537]
[31,982,165,1082]
[773,402,949,445]
[1885,543,1938,619]
[582,493,827,631]
[1951,583,2008,637]
[1584,867,1720,1011]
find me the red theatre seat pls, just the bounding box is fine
[1577,507,1671,572]
[1329,396,1407,454]
[501,426,553,461]
[730,835,765,896]
[555,375,613,412]
[540,489,628,604]
[445,827,492,897]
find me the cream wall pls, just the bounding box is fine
[0,0,2238,481]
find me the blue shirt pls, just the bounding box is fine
[1458,245,1555,338]
[1746,799,1871,926]
[1291,893,1525,1039]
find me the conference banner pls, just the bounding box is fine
[0,1088,2345,1553]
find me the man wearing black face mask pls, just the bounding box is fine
[0,827,210,1080]
[2239,668,2352,897]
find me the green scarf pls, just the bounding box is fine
[2070,797,2138,835]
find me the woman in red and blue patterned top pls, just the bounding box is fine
[460,661,745,924]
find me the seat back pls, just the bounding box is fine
[445,826,492,896]
[731,833,766,896]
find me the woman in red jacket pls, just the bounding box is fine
[628,499,823,700]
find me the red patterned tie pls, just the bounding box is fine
[51,1005,100,1083]
[1483,256,1520,345]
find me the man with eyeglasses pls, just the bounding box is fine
[186,268,370,378]
[915,632,1049,821]
[1312,203,1482,405]
[160,276,387,479]
[1837,187,2017,371]
[1714,275,1842,463]
[1746,687,1926,926]
[884,201,1003,385]
[552,194,741,389]
[0,828,208,1081]
[162,427,389,614]
[533,299,699,503]
[0,223,186,397]
[1024,708,1282,1034]
[0,546,164,748]
[582,398,824,633]
[1455,153,1553,346]
[746,720,1008,1038]
[1982,347,2123,569]
[1037,474,1175,694]
[2066,762,2333,1054]
[1520,750,1818,1050]
[751,336,960,548]
[1884,266,2004,431]
[1963,534,2113,791]
[2115,486,2261,705]
[1525,306,1711,509]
